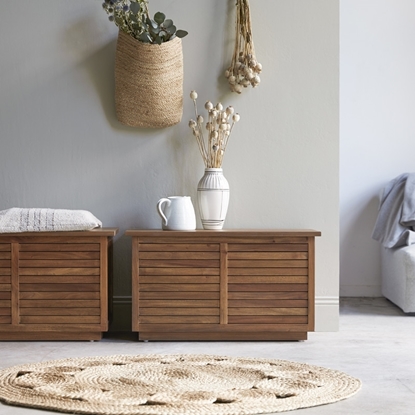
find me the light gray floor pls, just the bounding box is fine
[0,297,414,415]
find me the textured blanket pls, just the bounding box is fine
[372,173,415,248]
[0,208,102,233]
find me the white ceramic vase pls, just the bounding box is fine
[197,168,230,230]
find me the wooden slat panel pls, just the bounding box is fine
[139,259,220,268]
[228,316,308,324]
[0,307,11,316]
[99,235,108,328]
[20,252,100,260]
[20,292,100,300]
[132,236,139,332]
[20,316,101,324]
[141,268,219,276]
[20,276,100,284]
[19,259,100,268]
[140,275,220,284]
[20,243,100,252]
[139,252,219,260]
[140,284,219,292]
[139,243,219,252]
[0,292,11,300]
[228,292,308,300]
[20,283,100,292]
[132,235,311,244]
[138,323,309,333]
[228,268,308,276]
[0,316,11,324]
[0,260,11,267]
[229,299,308,308]
[0,284,11,291]
[130,230,318,341]
[0,324,107,332]
[228,252,307,260]
[20,308,100,316]
[1,236,102,244]
[139,300,219,308]
[229,260,307,268]
[19,268,100,276]
[139,331,307,341]
[220,242,228,325]
[228,243,308,252]
[229,307,308,316]
[0,300,11,307]
[20,300,100,308]
[0,331,103,341]
[11,242,19,325]
[0,244,11,252]
[0,252,11,260]
[140,292,218,300]
[229,284,308,292]
[229,276,308,284]
[140,308,219,316]
[307,237,315,331]
[0,269,11,276]
[139,316,219,324]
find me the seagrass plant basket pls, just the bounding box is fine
[115,30,183,128]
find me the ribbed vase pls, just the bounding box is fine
[197,168,230,230]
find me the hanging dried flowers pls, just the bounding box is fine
[188,91,240,168]
[225,0,262,94]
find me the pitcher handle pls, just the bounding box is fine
[157,198,171,227]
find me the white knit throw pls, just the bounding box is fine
[0,208,102,232]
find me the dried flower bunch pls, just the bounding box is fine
[225,0,262,93]
[101,0,188,44]
[189,91,240,168]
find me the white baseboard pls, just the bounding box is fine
[315,296,339,331]
[111,295,340,333]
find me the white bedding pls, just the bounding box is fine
[0,208,102,233]
[381,245,415,313]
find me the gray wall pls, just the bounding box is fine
[0,0,339,330]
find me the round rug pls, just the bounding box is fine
[0,354,361,415]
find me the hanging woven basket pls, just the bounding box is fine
[114,30,184,128]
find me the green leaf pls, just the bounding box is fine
[146,17,158,29]
[139,32,151,43]
[155,35,162,45]
[115,16,124,26]
[175,30,188,38]
[166,25,176,35]
[149,25,160,35]
[129,2,141,14]
[154,12,165,25]
[163,19,173,28]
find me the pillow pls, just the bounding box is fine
[0,208,102,232]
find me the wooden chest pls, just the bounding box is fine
[0,228,117,340]
[126,229,320,341]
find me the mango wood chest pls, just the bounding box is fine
[0,228,118,340]
[126,229,321,341]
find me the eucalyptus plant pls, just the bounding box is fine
[101,0,188,44]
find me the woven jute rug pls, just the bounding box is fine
[0,354,361,415]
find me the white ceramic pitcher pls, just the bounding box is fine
[156,196,196,231]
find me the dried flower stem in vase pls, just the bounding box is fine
[225,0,262,94]
[189,91,240,169]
